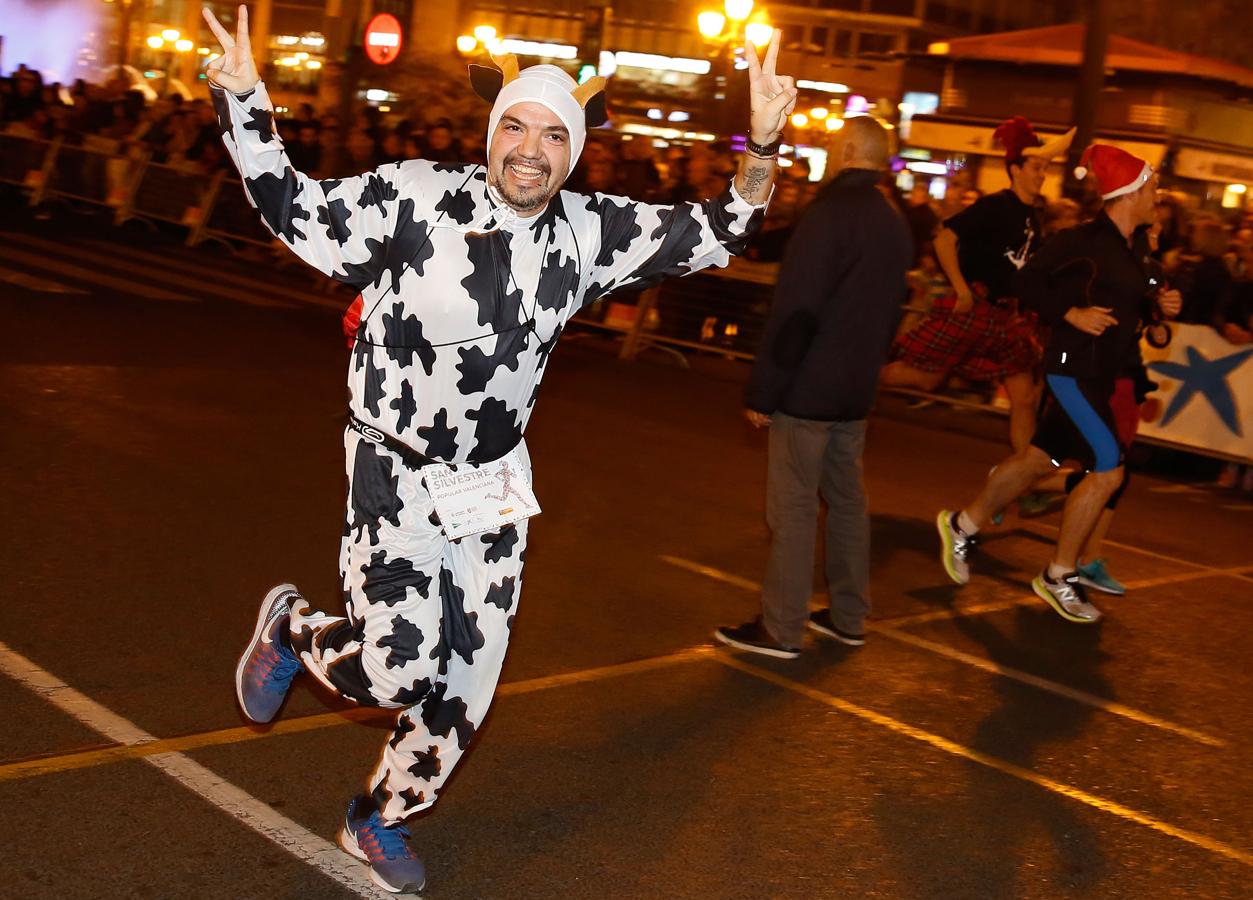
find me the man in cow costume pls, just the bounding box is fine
[206,5,794,893]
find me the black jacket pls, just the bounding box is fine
[744,168,912,421]
[1017,212,1151,389]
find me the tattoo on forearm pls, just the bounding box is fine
[741,163,771,200]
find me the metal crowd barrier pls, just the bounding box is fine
[42,140,116,207]
[0,134,55,193]
[188,173,278,249]
[572,258,775,366]
[0,133,274,251]
[117,153,209,230]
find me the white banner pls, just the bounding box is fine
[1139,324,1253,462]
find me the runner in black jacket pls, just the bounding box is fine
[935,145,1162,625]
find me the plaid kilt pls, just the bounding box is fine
[892,292,1043,381]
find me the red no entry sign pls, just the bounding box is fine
[364,13,403,65]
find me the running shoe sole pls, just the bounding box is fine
[806,618,866,646]
[338,827,427,894]
[1031,575,1102,624]
[1075,574,1126,596]
[936,510,969,585]
[713,629,801,659]
[234,583,298,723]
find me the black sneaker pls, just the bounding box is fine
[714,617,801,659]
[806,610,866,646]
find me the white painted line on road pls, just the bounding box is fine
[715,652,1253,868]
[2,233,295,311]
[0,264,88,294]
[661,554,1036,627]
[78,238,349,312]
[0,641,390,899]
[878,598,1032,627]
[661,555,1229,746]
[879,565,1253,628]
[872,626,1225,747]
[0,246,199,303]
[0,646,714,784]
[1016,520,1253,584]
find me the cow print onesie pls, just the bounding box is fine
[213,82,766,824]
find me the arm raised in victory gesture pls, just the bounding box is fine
[573,30,792,305]
[735,30,796,206]
[202,5,416,293]
[203,5,260,94]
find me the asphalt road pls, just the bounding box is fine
[1,207,1251,899]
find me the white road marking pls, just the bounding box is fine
[661,555,1228,745]
[0,233,294,310]
[0,246,198,303]
[0,641,391,899]
[0,264,88,293]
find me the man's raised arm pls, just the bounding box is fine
[574,31,796,305]
[733,31,795,206]
[203,4,413,291]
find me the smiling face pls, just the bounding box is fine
[488,101,572,217]
[1010,156,1049,201]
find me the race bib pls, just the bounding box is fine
[421,449,541,540]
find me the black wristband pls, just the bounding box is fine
[744,135,781,157]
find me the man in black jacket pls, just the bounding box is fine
[716,116,912,657]
[937,145,1162,625]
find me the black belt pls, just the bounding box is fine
[348,416,439,469]
[347,416,523,468]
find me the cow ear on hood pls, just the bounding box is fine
[571,75,608,127]
[469,52,519,103]
[469,64,504,103]
[583,92,608,128]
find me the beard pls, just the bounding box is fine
[493,150,559,213]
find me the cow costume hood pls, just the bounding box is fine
[469,53,608,178]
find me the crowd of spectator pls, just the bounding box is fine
[2,64,823,208]
[897,176,1253,348]
[5,65,1252,486]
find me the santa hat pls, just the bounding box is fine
[1074,145,1154,200]
[468,53,608,177]
[992,116,1041,162]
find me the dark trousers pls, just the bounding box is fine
[762,413,870,646]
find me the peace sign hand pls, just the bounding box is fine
[203,4,260,93]
[745,30,797,145]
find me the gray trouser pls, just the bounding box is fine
[762,413,870,646]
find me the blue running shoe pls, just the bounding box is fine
[339,795,427,894]
[1076,558,1127,595]
[235,584,303,724]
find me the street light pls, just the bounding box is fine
[744,22,773,49]
[697,11,727,38]
[147,29,194,96]
[457,26,505,57]
[696,0,769,136]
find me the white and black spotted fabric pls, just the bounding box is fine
[213,81,766,824]
[287,428,530,821]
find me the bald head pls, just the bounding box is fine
[832,116,891,173]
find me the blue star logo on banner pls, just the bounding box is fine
[1149,345,1253,436]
